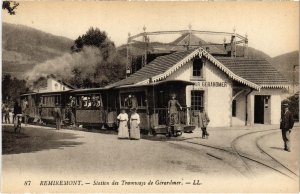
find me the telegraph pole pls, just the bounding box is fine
[293,64,299,94]
[126,32,131,78]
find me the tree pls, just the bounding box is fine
[68,27,126,88]
[2,1,19,15]
[282,92,299,121]
[2,74,30,105]
[71,27,115,54]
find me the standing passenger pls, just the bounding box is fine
[280,103,294,152]
[117,108,129,139]
[69,96,76,126]
[168,94,182,125]
[198,107,210,139]
[53,103,62,130]
[130,95,138,109]
[38,98,43,124]
[22,98,29,125]
[129,108,141,140]
[2,103,5,123]
[4,104,10,124]
[13,101,22,132]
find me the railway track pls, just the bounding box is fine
[168,128,298,180]
[255,131,299,177]
[230,128,298,179]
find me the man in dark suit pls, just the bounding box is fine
[280,103,294,152]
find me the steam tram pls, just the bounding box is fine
[20,80,197,136]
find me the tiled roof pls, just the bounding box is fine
[215,57,289,86]
[106,49,195,88]
[107,48,288,89]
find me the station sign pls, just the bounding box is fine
[193,81,228,87]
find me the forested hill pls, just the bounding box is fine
[2,22,74,77]
[267,51,299,84]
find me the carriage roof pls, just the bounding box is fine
[69,87,107,94]
[115,80,195,89]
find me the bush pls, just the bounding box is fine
[281,92,299,121]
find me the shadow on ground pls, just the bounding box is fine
[270,146,284,151]
[2,125,84,155]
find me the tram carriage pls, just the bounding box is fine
[68,88,118,128]
[114,80,197,135]
[20,91,69,123]
[20,80,197,136]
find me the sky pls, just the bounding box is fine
[2,1,299,57]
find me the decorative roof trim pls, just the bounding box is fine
[199,47,261,90]
[260,84,289,89]
[136,49,200,85]
[137,48,261,90]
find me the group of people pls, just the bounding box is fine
[2,100,25,132]
[117,108,141,140]
[78,95,103,108]
[2,103,13,124]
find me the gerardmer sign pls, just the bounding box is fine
[194,81,228,87]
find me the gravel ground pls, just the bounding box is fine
[2,124,298,193]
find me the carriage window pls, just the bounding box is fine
[120,91,146,108]
[76,94,103,108]
[41,95,60,107]
[193,58,203,77]
[55,96,60,105]
[191,90,204,111]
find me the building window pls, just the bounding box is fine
[191,90,204,111]
[54,83,58,90]
[232,100,237,117]
[192,58,203,77]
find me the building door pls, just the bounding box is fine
[254,95,264,123]
[191,90,204,126]
[254,95,271,124]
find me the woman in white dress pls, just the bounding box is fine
[129,108,140,140]
[117,109,129,139]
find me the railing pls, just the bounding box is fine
[150,107,196,127]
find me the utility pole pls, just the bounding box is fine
[230,26,236,58]
[244,33,248,58]
[143,25,148,67]
[126,32,131,78]
[188,23,192,50]
[293,64,299,94]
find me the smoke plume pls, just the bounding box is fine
[26,46,103,82]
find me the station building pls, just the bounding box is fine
[109,47,289,127]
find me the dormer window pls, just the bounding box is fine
[192,58,203,77]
